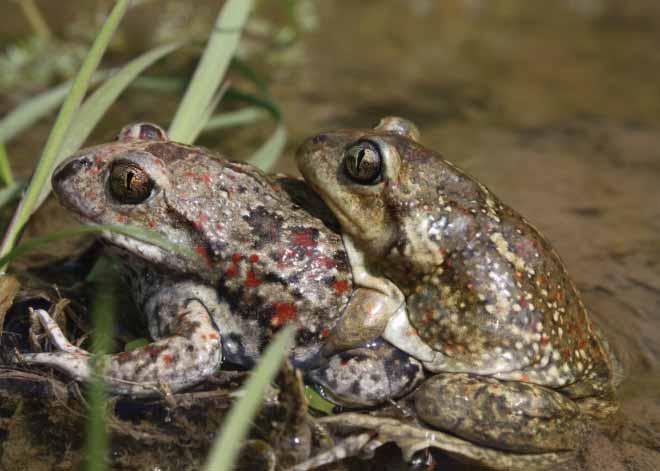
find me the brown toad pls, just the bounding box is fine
[296,116,623,466]
[21,123,423,404]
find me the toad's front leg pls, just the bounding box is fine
[20,299,222,396]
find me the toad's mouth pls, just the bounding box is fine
[302,181,371,240]
[100,230,197,274]
[275,176,343,234]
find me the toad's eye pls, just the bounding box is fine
[108,161,154,204]
[117,122,167,141]
[343,141,383,185]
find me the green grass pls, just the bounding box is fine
[0,223,200,269]
[168,0,254,143]
[0,71,110,145]
[1,1,296,469]
[0,0,130,268]
[84,284,116,471]
[0,143,15,187]
[202,325,295,471]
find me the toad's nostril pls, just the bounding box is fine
[52,157,92,190]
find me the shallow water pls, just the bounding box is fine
[2,0,660,469]
[272,3,660,470]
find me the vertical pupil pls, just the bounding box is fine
[126,171,134,188]
[356,149,366,172]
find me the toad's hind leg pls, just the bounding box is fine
[414,373,589,454]
[307,338,424,407]
[21,299,222,396]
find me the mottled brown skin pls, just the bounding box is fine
[21,123,423,405]
[296,116,622,467]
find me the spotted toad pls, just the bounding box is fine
[21,123,422,405]
[296,116,623,466]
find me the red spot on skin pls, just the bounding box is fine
[216,223,223,231]
[340,358,350,366]
[321,328,330,338]
[195,245,213,267]
[563,348,571,360]
[245,270,262,288]
[578,339,587,349]
[226,253,242,276]
[466,283,474,291]
[520,374,530,382]
[198,213,209,224]
[147,220,156,229]
[516,271,523,279]
[271,303,297,327]
[317,256,337,269]
[249,254,260,263]
[540,334,549,346]
[519,296,528,308]
[146,345,165,359]
[202,173,212,184]
[446,259,453,268]
[333,280,349,294]
[292,229,317,248]
[117,351,132,362]
[184,171,196,178]
[208,332,219,340]
[163,354,174,364]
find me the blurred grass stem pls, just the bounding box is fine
[0,0,129,272]
[16,0,52,41]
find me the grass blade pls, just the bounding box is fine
[168,0,254,143]
[84,283,115,471]
[59,42,182,158]
[202,107,269,133]
[0,143,14,186]
[0,71,110,144]
[187,80,231,144]
[0,183,22,209]
[18,0,53,41]
[246,123,287,172]
[226,88,281,119]
[28,42,183,210]
[202,325,295,471]
[0,0,129,269]
[231,57,269,95]
[0,224,200,269]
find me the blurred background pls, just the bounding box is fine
[1,1,659,469]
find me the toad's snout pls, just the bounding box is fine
[51,155,106,220]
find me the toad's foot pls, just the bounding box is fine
[415,373,589,454]
[20,301,222,396]
[289,413,575,471]
[308,338,424,407]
